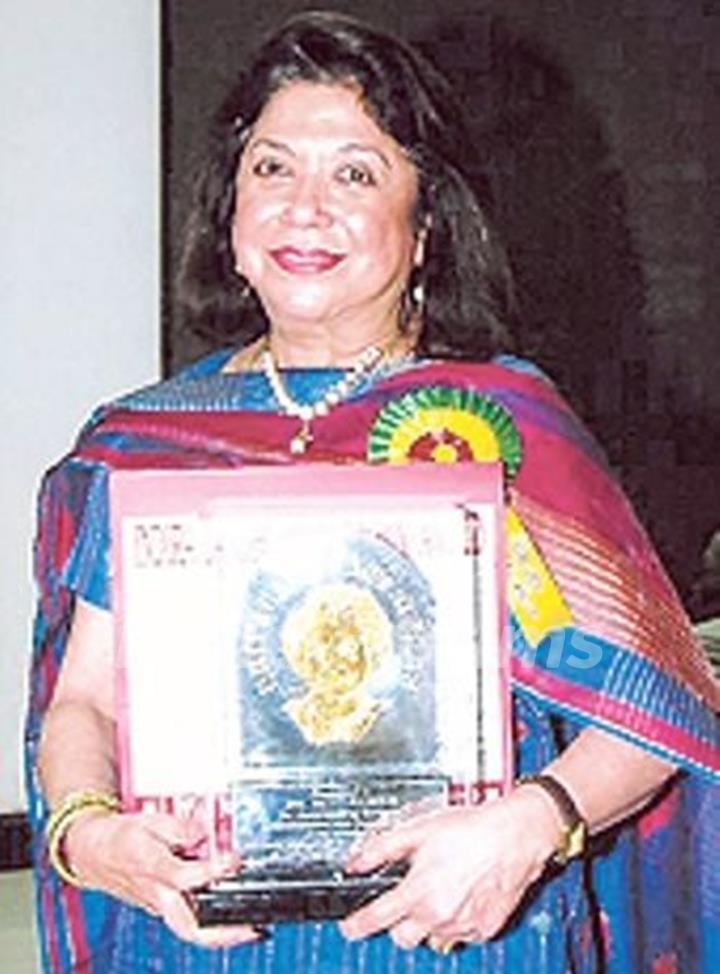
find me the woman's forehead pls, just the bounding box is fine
[250,80,399,151]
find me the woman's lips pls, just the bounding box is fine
[269,246,346,274]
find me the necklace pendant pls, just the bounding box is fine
[261,344,387,456]
[290,421,313,455]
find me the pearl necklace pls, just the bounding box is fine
[261,344,385,454]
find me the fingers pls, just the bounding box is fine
[386,916,428,950]
[155,886,263,948]
[465,883,527,941]
[340,802,544,949]
[131,850,261,947]
[342,874,528,948]
[342,862,471,943]
[341,882,410,940]
[341,889,433,950]
[341,877,489,951]
[126,823,258,947]
[117,813,239,894]
[159,851,240,893]
[342,880,477,952]
[143,812,207,855]
[64,808,261,947]
[346,816,429,874]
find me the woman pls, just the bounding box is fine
[28,11,719,974]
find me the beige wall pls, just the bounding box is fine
[0,1,160,812]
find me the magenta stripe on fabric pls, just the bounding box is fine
[513,662,720,774]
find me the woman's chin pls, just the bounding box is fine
[263,294,349,329]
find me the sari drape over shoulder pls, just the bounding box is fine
[27,357,720,974]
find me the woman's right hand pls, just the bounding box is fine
[63,808,261,948]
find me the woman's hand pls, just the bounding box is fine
[340,786,562,949]
[64,809,261,948]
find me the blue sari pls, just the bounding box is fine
[27,353,719,973]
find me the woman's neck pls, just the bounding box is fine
[224,317,419,373]
[270,331,416,368]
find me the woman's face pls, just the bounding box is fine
[232,81,421,341]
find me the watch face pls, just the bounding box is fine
[566,821,588,860]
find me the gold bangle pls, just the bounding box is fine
[46,790,120,887]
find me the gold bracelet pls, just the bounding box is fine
[46,790,120,887]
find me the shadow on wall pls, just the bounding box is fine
[414,14,719,603]
[415,14,648,440]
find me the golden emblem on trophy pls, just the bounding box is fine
[281,583,393,745]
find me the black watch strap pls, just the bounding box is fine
[518,773,588,865]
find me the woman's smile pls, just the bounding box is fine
[269,246,347,275]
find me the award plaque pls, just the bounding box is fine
[111,462,511,925]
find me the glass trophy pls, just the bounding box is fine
[111,463,511,924]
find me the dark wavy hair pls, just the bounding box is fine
[177,10,516,359]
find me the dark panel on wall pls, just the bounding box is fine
[163,0,720,603]
[0,813,32,871]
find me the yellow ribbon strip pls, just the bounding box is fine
[506,507,573,647]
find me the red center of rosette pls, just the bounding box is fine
[408,431,474,463]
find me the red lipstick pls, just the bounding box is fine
[270,247,345,274]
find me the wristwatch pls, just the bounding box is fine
[518,773,588,866]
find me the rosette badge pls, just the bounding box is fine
[367,385,523,480]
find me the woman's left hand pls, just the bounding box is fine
[339,785,563,949]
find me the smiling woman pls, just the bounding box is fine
[176,13,514,365]
[26,10,719,974]
[231,82,424,362]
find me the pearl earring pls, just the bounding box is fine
[233,266,253,301]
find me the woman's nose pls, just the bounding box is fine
[281,175,332,229]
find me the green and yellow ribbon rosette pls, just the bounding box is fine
[367,385,572,647]
[367,385,523,479]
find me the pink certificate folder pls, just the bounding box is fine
[110,462,512,922]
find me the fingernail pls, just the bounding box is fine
[339,920,360,940]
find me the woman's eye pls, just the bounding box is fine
[336,163,377,187]
[252,157,291,178]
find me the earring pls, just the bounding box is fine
[400,265,427,330]
[233,264,252,297]
[408,263,426,315]
[411,277,425,312]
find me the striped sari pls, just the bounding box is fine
[27,353,719,973]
